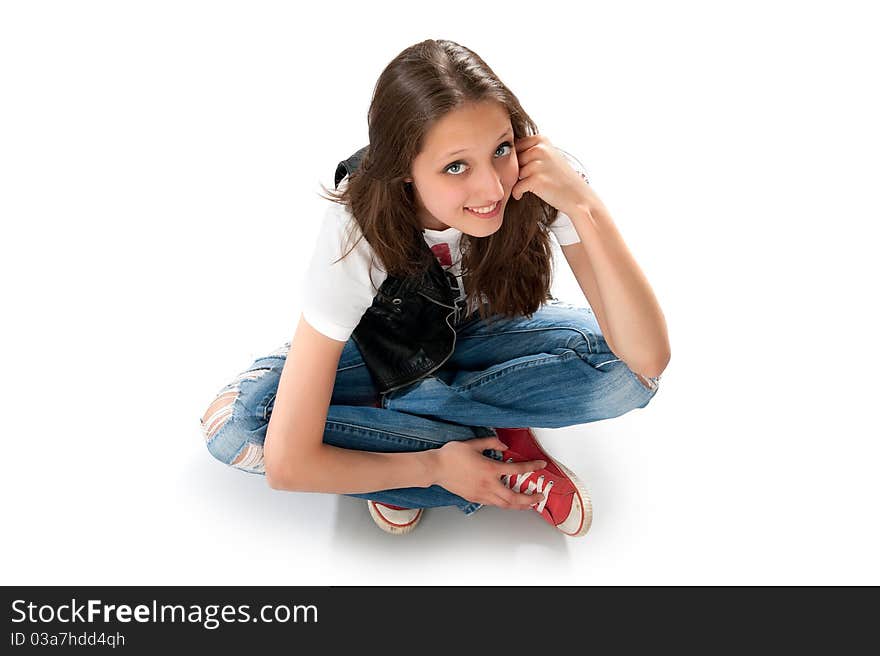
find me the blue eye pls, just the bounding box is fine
[444,141,513,176]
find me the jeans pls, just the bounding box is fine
[199,298,661,515]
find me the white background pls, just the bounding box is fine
[2,0,877,585]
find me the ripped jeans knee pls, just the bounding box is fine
[200,362,282,475]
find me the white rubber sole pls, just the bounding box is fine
[367,501,424,535]
[527,431,594,537]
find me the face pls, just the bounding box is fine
[405,101,519,237]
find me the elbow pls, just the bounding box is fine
[264,434,303,492]
[266,464,307,492]
[263,433,284,489]
[265,460,290,491]
[265,467,289,491]
[264,434,321,492]
[629,348,671,380]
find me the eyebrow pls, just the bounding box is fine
[440,128,513,160]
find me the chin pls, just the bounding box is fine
[462,219,503,238]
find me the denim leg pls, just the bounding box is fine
[380,299,661,429]
[319,404,499,514]
[200,339,498,515]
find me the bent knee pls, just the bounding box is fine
[632,371,661,393]
[200,388,266,475]
[581,357,661,419]
[626,366,661,412]
[201,391,238,442]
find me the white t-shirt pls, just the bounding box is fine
[301,178,583,343]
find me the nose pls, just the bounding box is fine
[473,167,506,204]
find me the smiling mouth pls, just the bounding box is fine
[464,200,502,218]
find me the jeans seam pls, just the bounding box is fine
[455,351,580,391]
[457,326,595,354]
[325,420,447,448]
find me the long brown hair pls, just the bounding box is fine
[318,38,564,325]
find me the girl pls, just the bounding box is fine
[199,39,670,537]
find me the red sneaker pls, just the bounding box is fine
[494,428,592,537]
[367,501,424,535]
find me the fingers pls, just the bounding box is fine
[472,436,508,453]
[498,459,546,476]
[465,437,548,510]
[492,486,546,511]
[515,134,542,153]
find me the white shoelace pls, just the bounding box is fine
[501,458,554,513]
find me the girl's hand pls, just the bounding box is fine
[432,437,548,510]
[512,134,592,217]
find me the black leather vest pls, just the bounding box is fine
[334,146,470,395]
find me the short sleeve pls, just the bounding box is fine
[548,211,581,246]
[547,148,591,246]
[300,200,386,342]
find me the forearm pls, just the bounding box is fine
[568,201,671,375]
[267,442,438,494]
